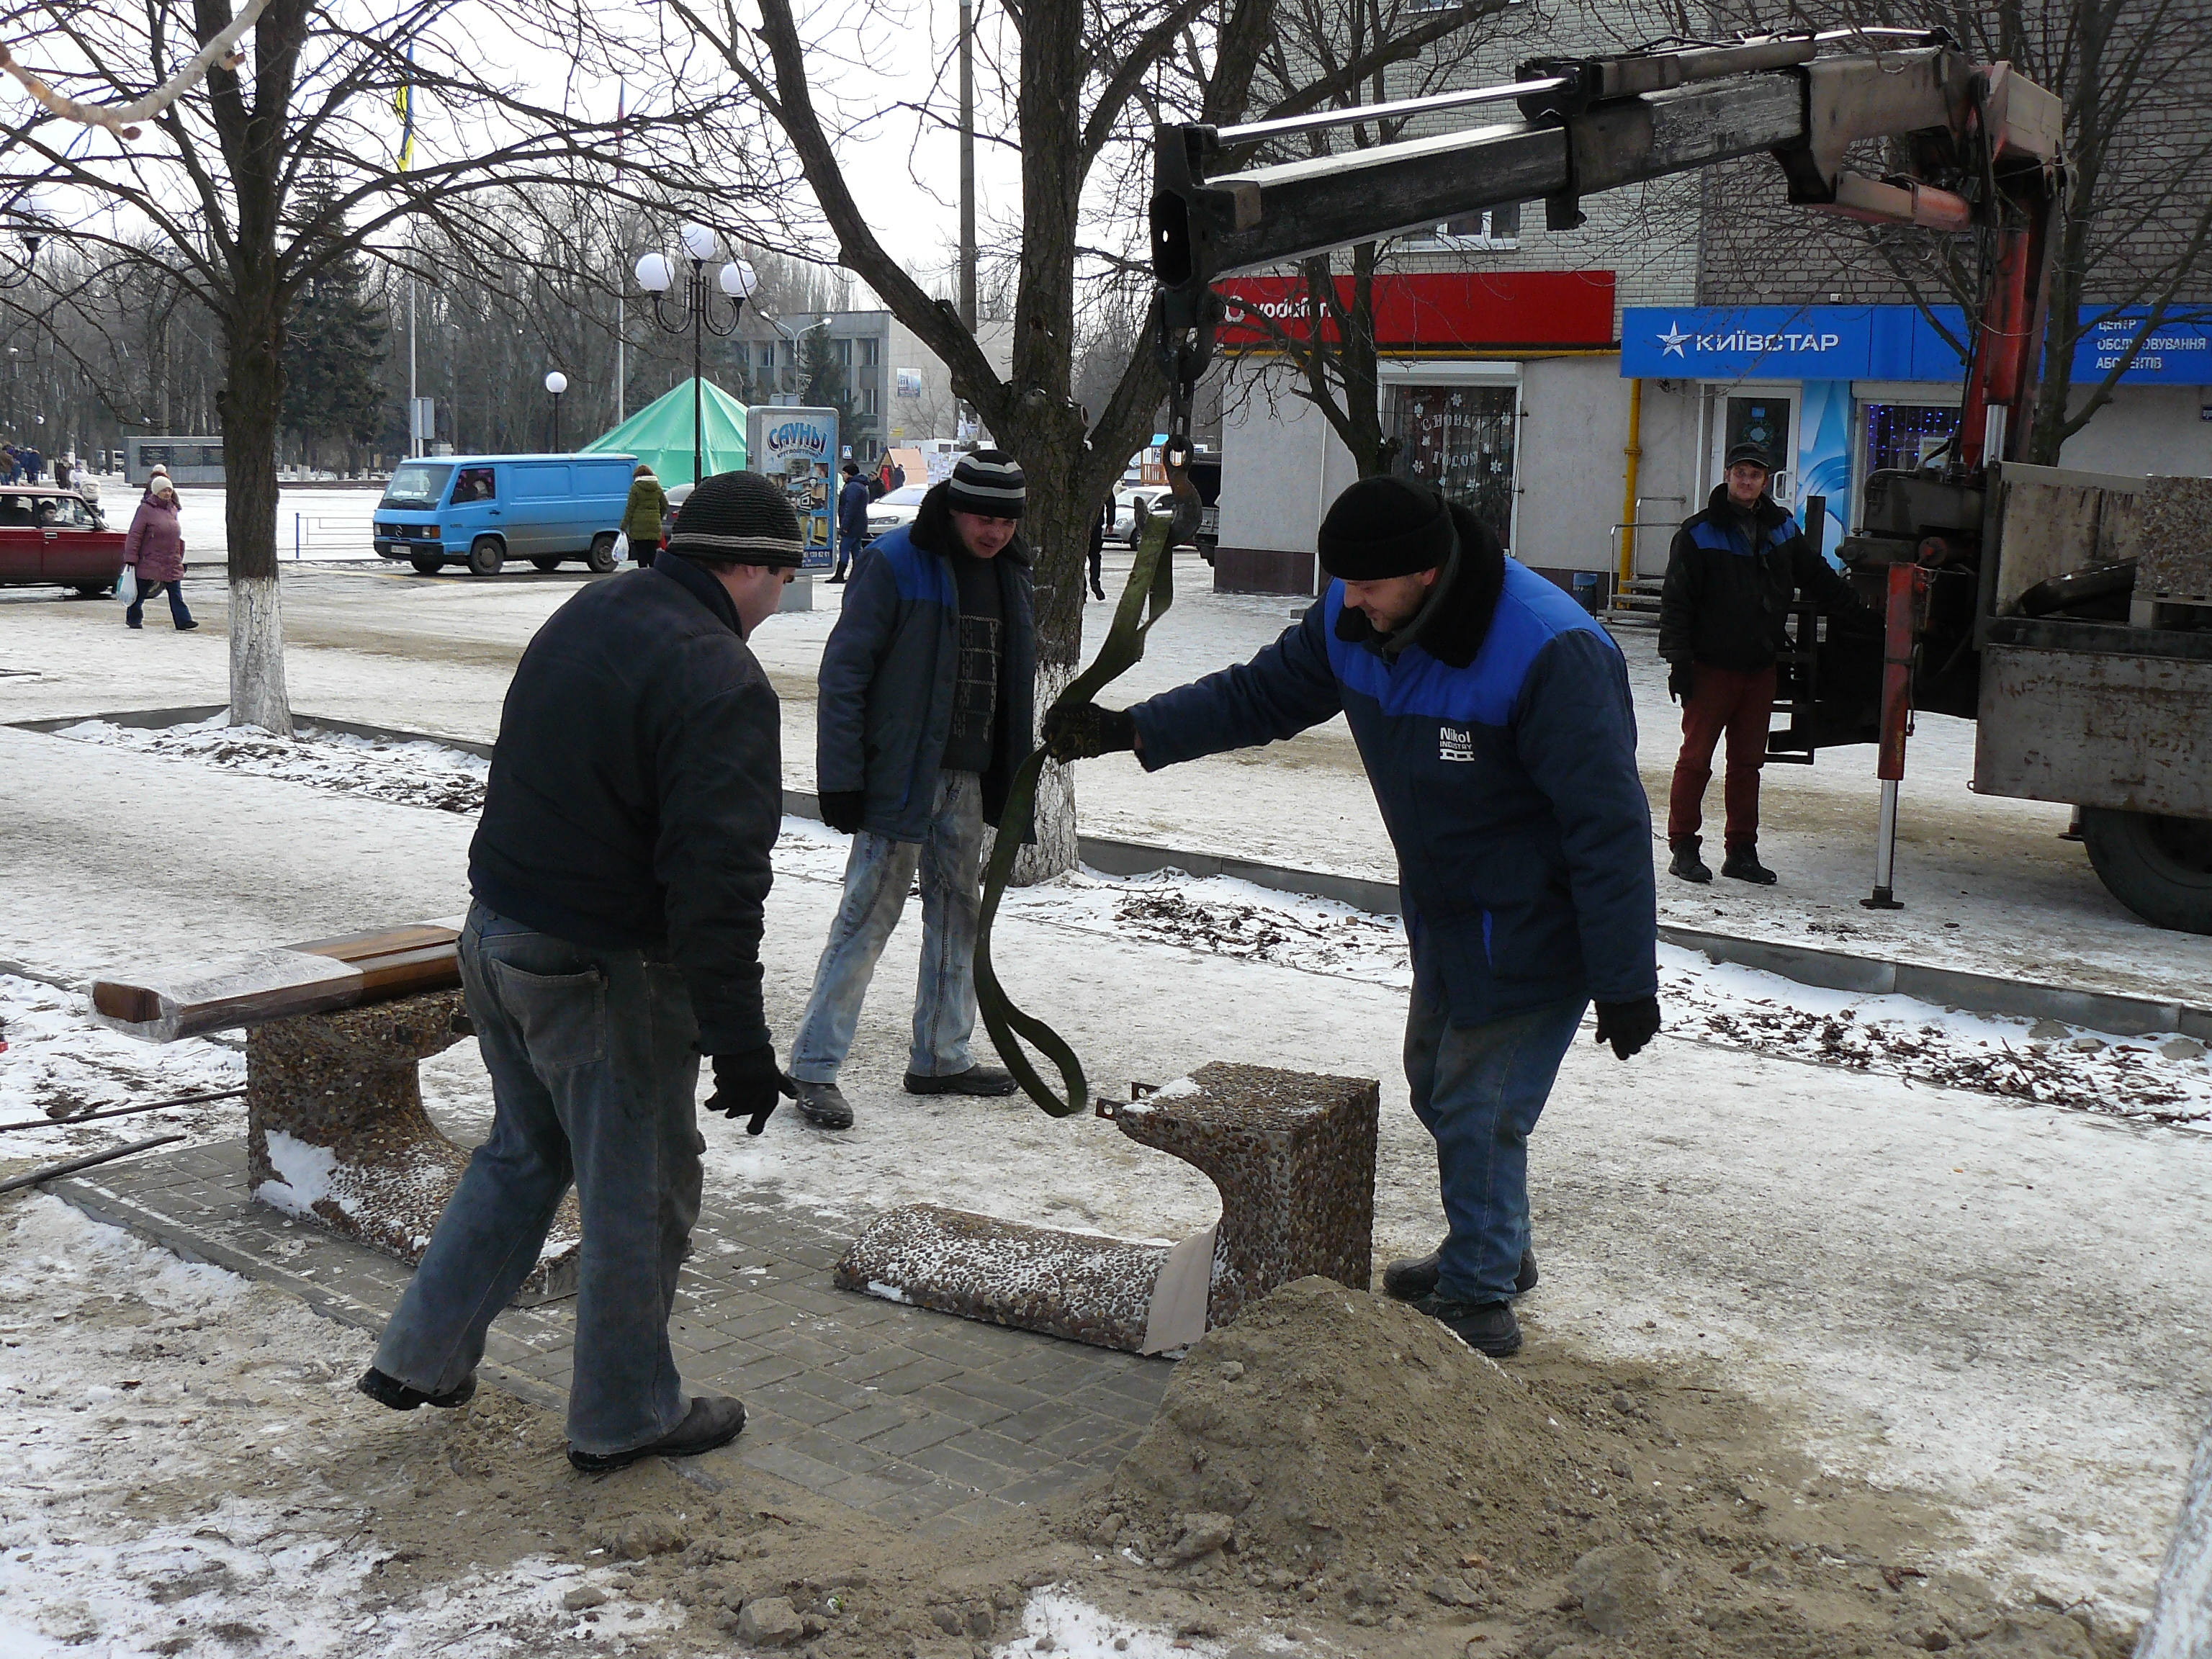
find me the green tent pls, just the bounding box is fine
[581,377,747,487]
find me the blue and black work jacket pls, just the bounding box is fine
[816,484,1037,843]
[1129,511,1657,1027]
[1658,485,1866,673]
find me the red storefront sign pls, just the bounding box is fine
[1214,271,1616,351]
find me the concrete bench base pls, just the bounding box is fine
[835,1061,1377,1353]
[245,989,581,1304]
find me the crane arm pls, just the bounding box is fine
[1150,34,2062,458]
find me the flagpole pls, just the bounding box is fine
[616,295,625,426]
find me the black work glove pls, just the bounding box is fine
[818,790,866,835]
[1666,661,1695,703]
[1044,701,1137,763]
[1593,997,1662,1061]
[705,1046,797,1135]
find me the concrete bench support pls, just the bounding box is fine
[245,988,581,1303]
[835,1061,1377,1353]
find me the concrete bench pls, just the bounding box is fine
[834,1061,1378,1354]
[93,924,580,1302]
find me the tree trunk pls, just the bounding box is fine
[219,289,294,737]
[1006,419,1098,886]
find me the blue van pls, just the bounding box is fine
[372,453,637,576]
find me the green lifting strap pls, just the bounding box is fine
[971,513,1179,1118]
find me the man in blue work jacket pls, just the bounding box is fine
[1048,476,1660,1357]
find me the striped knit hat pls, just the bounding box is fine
[665,470,804,567]
[946,449,1025,518]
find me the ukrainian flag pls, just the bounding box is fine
[393,45,415,171]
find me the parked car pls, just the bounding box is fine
[372,453,636,576]
[0,487,126,595]
[864,484,929,543]
[1111,486,1159,546]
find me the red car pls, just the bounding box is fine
[0,487,126,595]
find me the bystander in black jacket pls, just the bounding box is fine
[469,552,781,1055]
[1658,485,1866,673]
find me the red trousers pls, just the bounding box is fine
[1666,662,1777,851]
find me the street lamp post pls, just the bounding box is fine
[544,369,568,451]
[636,224,755,486]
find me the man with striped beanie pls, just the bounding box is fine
[789,449,1039,1129]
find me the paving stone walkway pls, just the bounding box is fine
[51,1140,1172,1525]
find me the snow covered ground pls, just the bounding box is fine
[4,539,2204,1005]
[3,719,2211,1638]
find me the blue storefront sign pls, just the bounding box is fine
[1622,305,2212,386]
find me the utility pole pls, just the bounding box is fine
[958,0,976,336]
[408,274,418,457]
[616,296,626,425]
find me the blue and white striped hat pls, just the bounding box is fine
[947,449,1025,519]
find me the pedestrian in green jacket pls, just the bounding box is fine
[621,464,667,566]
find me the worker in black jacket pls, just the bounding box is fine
[1658,442,1870,885]
[358,471,803,1475]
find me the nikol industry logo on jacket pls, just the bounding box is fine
[1438,724,1476,763]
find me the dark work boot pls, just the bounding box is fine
[1667,837,1712,884]
[568,1395,746,1474]
[357,1367,477,1412]
[1382,1248,1537,1303]
[792,1079,855,1130]
[1722,844,1778,885]
[904,1064,1017,1097]
[1413,1295,1522,1358]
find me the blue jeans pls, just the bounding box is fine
[1403,986,1588,1305]
[372,902,704,1455]
[836,531,866,573]
[126,575,192,628]
[791,770,983,1082]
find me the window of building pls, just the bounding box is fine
[834,337,853,366]
[757,344,774,369]
[862,387,880,415]
[860,337,880,366]
[1389,383,1517,549]
[1402,202,1521,250]
[1863,403,1959,474]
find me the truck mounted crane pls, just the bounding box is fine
[1148,32,2212,935]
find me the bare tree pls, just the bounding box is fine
[1,0,777,732]
[655,0,1515,871]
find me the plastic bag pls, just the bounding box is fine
[612,531,630,563]
[116,565,137,606]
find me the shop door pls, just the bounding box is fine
[1390,384,1518,550]
[1723,395,1793,482]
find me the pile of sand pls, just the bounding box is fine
[1079,1277,2129,1658]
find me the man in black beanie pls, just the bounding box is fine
[359,470,802,1472]
[1048,476,1658,1358]
[788,448,1038,1130]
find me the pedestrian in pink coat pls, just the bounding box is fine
[122,476,196,631]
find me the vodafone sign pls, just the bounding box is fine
[1215,271,1616,351]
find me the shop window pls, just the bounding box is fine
[1390,383,1517,549]
[1403,203,1521,250]
[1864,403,1959,475]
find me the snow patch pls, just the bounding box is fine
[253,1132,341,1218]
[993,1588,1237,1658]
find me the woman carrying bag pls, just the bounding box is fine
[122,475,196,631]
[620,463,666,570]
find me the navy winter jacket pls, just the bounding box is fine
[469,553,781,1055]
[1658,485,1867,672]
[1130,532,1657,1027]
[816,484,1038,842]
[837,477,870,540]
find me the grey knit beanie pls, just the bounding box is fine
[946,449,1025,518]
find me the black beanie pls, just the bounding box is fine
[666,471,804,567]
[1316,477,1455,580]
[947,449,1025,518]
